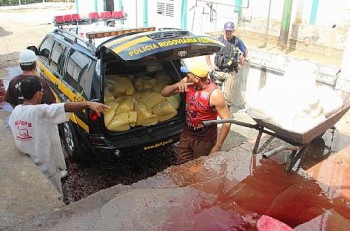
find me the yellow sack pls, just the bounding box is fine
[155,73,171,84]
[139,92,165,109]
[134,76,157,91]
[106,75,135,97]
[114,81,125,97]
[114,97,135,115]
[104,91,115,102]
[152,101,178,121]
[129,91,140,100]
[133,76,146,91]
[107,112,130,131]
[167,94,181,109]
[104,79,117,101]
[137,114,158,126]
[104,102,119,127]
[138,90,151,100]
[142,78,157,90]
[128,111,138,127]
[152,82,168,92]
[118,77,135,95]
[134,101,153,118]
[158,112,177,122]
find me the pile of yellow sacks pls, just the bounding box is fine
[104,73,181,131]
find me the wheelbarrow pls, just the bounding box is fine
[202,103,350,172]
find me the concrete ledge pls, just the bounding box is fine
[12,185,132,230]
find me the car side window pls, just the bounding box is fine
[50,42,67,75]
[38,37,54,64]
[64,50,91,98]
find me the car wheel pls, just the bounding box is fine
[62,121,83,161]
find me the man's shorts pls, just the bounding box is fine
[176,132,216,165]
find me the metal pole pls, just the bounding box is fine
[310,0,319,25]
[118,0,124,25]
[75,0,79,14]
[181,0,188,30]
[278,0,293,49]
[262,0,272,47]
[235,0,242,26]
[143,0,148,27]
[136,0,138,27]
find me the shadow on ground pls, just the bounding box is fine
[0,25,12,38]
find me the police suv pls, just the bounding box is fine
[27,15,223,161]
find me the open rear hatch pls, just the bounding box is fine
[100,29,224,64]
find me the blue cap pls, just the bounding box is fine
[180,66,189,73]
[224,21,235,31]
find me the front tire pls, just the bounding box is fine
[61,121,83,161]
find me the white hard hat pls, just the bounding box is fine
[19,49,37,65]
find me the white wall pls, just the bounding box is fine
[76,0,102,18]
[75,0,350,32]
[147,0,182,29]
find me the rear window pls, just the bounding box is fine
[64,50,91,97]
[38,37,54,65]
[50,42,67,75]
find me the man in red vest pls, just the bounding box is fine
[161,62,231,165]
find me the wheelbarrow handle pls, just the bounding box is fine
[202,119,258,129]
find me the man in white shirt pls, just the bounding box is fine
[8,77,109,195]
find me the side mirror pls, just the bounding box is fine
[27,46,39,55]
[39,49,50,58]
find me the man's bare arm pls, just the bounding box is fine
[64,101,110,116]
[161,77,191,97]
[209,89,231,153]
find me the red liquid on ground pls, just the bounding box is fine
[151,141,350,230]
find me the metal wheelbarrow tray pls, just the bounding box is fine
[203,103,350,172]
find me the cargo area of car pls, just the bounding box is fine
[102,59,185,133]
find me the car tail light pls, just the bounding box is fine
[89,111,100,122]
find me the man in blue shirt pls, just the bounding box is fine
[206,21,248,108]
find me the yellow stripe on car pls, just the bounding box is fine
[111,36,151,54]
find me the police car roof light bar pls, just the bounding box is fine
[63,14,73,23]
[54,14,83,27]
[54,15,65,26]
[111,11,124,19]
[88,12,99,23]
[86,27,156,40]
[100,11,112,19]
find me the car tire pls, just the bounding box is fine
[61,121,84,161]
